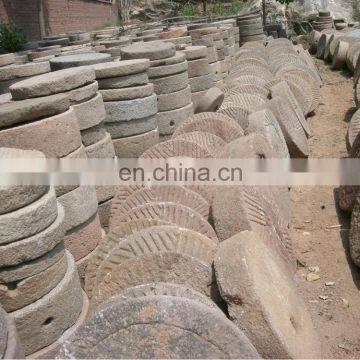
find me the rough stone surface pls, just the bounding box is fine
[64,213,102,262]
[0,306,7,358]
[172,113,244,142]
[0,53,15,67]
[104,93,157,122]
[120,41,176,61]
[57,185,98,231]
[0,187,58,245]
[151,71,189,95]
[10,67,95,100]
[189,73,214,92]
[3,308,24,359]
[181,46,207,60]
[105,115,157,138]
[93,59,150,79]
[85,133,115,159]
[0,108,82,158]
[13,251,83,355]
[0,62,50,82]
[247,109,290,158]
[214,231,321,359]
[98,197,112,230]
[0,93,70,129]
[188,58,211,78]
[157,85,192,112]
[196,86,224,113]
[50,53,111,71]
[81,123,108,146]
[150,52,186,67]
[98,72,148,89]
[221,93,266,116]
[0,251,67,312]
[100,83,154,101]
[112,128,159,158]
[347,108,360,152]
[148,60,188,78]
[155,102,194,135]
[217,107,249,129]
[66,81,98,105]
[331,40,349,70]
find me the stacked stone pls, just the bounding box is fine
[180,46,214,110]
[0,55,50,94]
[94,59,159,157]
[312,10,334,31]
[67,31,91,46]
[28,45,62,63]
[0,147,86,357]
[121,41,194,140]
[219,27,232,78]
[5,67,105,279]
[237,12,265,45]
[98,36,132,60]
[49,53,112,71]
[189,27,224,87]
[39,35,70,48]
[158,26,192,50]
[91,28,119,42]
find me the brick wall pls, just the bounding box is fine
[0,0,118,41]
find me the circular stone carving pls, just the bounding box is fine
[121,41,176,61]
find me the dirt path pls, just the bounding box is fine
[291,59,360,358]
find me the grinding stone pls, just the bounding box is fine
[187,58,211,78]
[120,41,176,61]
[98,72,148,89]
[150,51,186,67]
[181,45,207,60]
[50,53,111,71]
[195,86,224,113]
[151,71,189,94]
[85,133,115,159]
[157,85,192,112]
[81,122,108,146]
[100,83,154,101]
[0,61,50,82]
[66,81,98,105]
[93,59,150,79]
[189,73,214,92]
[148,60,188,78]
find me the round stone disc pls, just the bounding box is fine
[92,59,150,78]
[227,74,267,87]
[120,41,176,61]
[347,108,360,151]
[214,231,321,359]
[224,83,269,100]
[221,93,266,114]
[0,306,7,358]
[217,107,249,129]
[350,194,360,267]
[50,53,111,70]
[56,296,259,358]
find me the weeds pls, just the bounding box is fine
[0,23,26,53]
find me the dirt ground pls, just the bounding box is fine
[291,59,360,358]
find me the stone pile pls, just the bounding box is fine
[0,147,86,357]
[67,31,91,46]
[4,67,105,279]
[237,11,265,45]
[39,35,70,48]
[93,59,159,157]
[98,36,132,60]
[312,10,334,31]
[121,41,193,140]
[157,26,192,50]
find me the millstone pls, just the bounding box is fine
[223,83,269,100]
[195,86,224,112]
[2,307,24,359]
[0,53,15,67]
[331,40,349,70]
[157,85,192,112]
[84,130,115,157]
[181,45,207,60]
[13,251,83,355]
[172,113,243,142]
[9,66,95,100]
[189,73,213,92]
[112,128,158,158]
[350,194,360,267]
[97,72,149,89]
[155,102,194,135]
[151,71,189,94]
[120,41,176,61]
[0,306,7,358]
[228,74,267,87]
[217,107,249,129]
[93,59,150,78]
[0,62,50,82]
[270,81,310,137]
[49,53,111,70]
[0,251,67,312]
[150,51,186,67]
[81,123,108,146]
[230,65,273,82]
[187,58,211,78]
[247,109,290,158]
[111,185,210,224]
[99,37,131,48]
[67,81,98,104]
[100,83,154,101]
[104,93,157,122]
[214,231,321,358]
[347,108,360,151]
[221,93,266,114]
[158,27,188,39]
[56,296,259,358]
[147,60,188,78]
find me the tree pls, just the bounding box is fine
[262,0,295,25]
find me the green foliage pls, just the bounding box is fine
[276,0,295,4]
[179,0,244,17]
[180,3,201,17]
[353,0,360,21]
[0,23,26,53]
[210,0,244,16]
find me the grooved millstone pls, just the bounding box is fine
[94,225,217,297]
[270,81,310,136]
[9,66,95,100]
[49,53,111,70]
[110,186,210,224]
[347,108,360,151]
[221,93,266,115]
[56,296,259,359]
[217,107,249,129]
[230,65,273,82]
[120,41,176,60]
[214,231,321,358]
[108,202,218,242]
[172,113,244,142]
[228,74,267,87]
[195,86,224,113]
[224,83,269,100]
[247,109,290,158]
[141,138,212,158]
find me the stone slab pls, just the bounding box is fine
[120,41,176,61]
[148,60,188,78]
[157,85,192,112]
[0,62,50,82]
[93,59,150,79]
[189,73,213,92]
[98,72,148,89]
[151,71,189,95]
[66,81,98,105]
[100,83,154,101]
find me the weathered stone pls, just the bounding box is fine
[104,93,157,122]
[214,231,321,358]
[64,213,102,262]
[105,115,157,138]
[121,41,176,61]
[187,58,210,78]
[2,307,24,359]
[100,83,154,101]
[57,185,98,231]
[49,53,111,71]
[148,60,188,78]
[81,122,108,146]
[172,112,243,142]
[217,107,249,129]
[0,53,15,67]
[157,85,191,112]
[40,37,69,47]
[331,40,349,70]
[150,51,186,67]
[0,93,70,129]
[29,48,61,61]
[247,109,290,158]
[13,251,83,355]
[347,108,360,152]
[10,66,95,100]
[181,45,207,60]
[155,103,194,135]
[223,82,269,100]
[151,71,189,94]
[72,92,106,131]
[195,86,224,113]
[191,89,208,111]
[0,108,82,157]
[93,59,150,79]
[98,71,148,89]
[189,73,213,92]
[85,133,115,159]
[159,27,188,39]
[66,81,98,104]
[0,251,67,312]
[0,306,7,358]
[112,128,159,158]
[0,61,50,82]
[98,198,112,230]
[0,187,57,245]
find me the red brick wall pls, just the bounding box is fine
[0,0,118,41]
